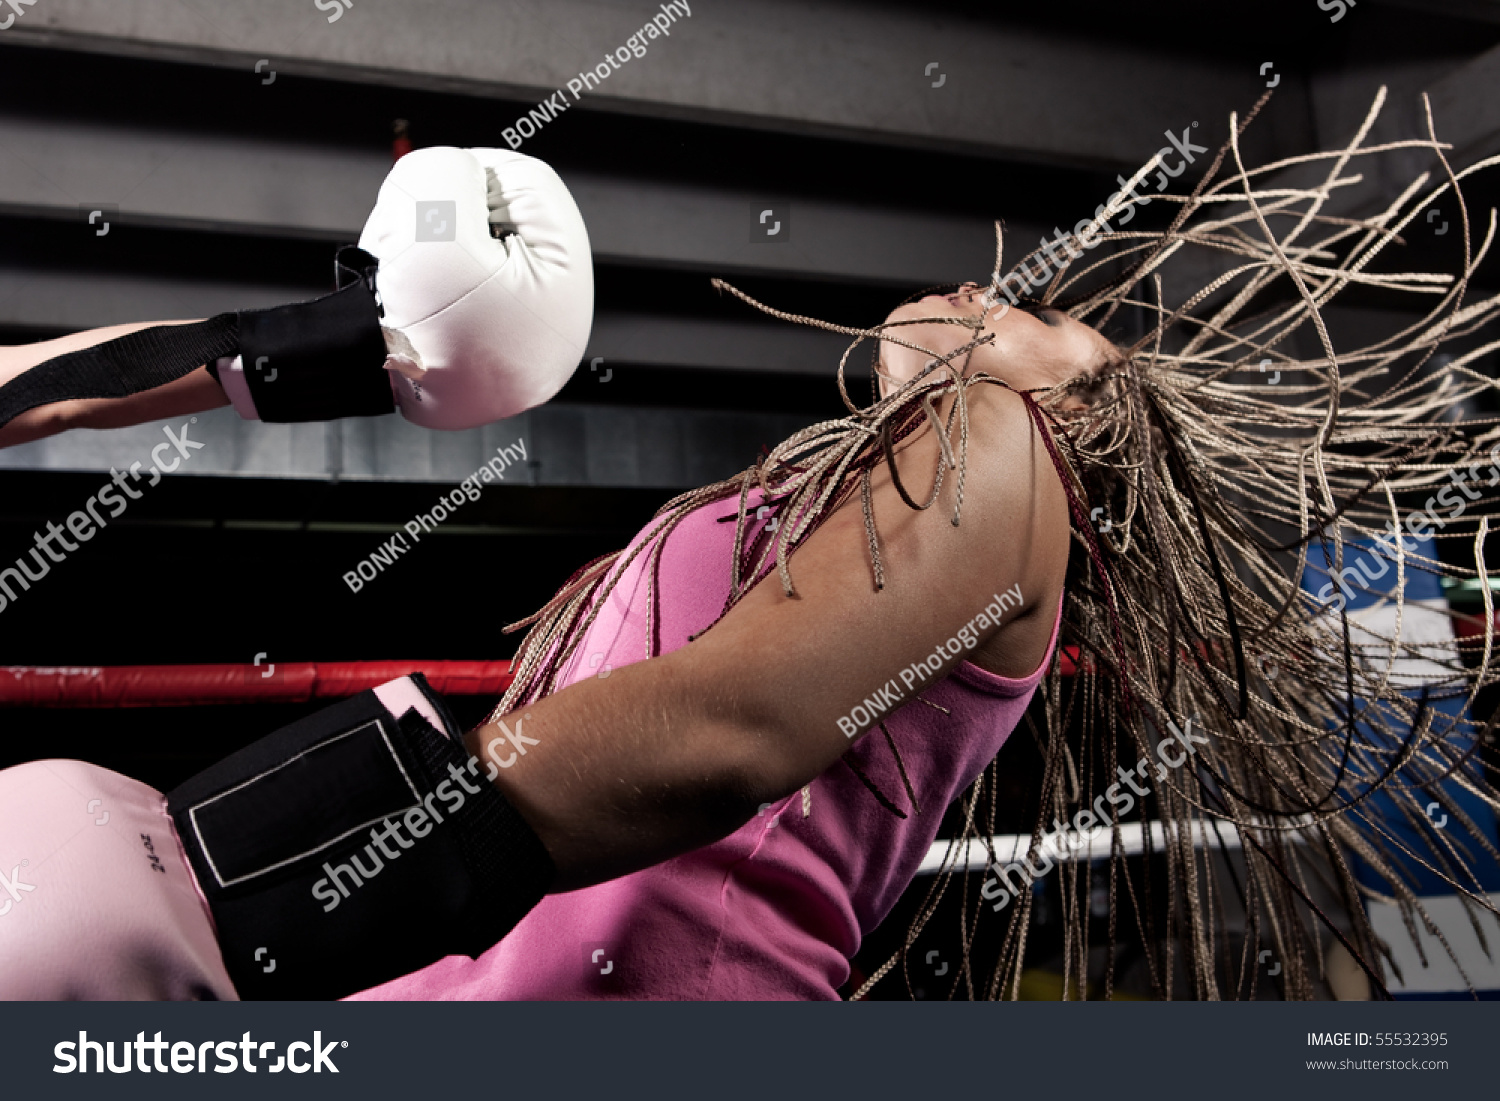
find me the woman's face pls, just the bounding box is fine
[877,283,1118,400]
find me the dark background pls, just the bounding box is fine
[3,0,1500,1000]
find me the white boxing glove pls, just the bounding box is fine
[358,147,594,430]
[208,147,594,431]
[0,148,591,434]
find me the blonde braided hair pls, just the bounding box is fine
[495,86,1500,1001]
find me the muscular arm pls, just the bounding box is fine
[469,387,1073,891]
[0,321,229,449]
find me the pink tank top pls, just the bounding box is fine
[352,489,1061,1000]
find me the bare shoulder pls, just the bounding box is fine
[862,381,1072,675]
[876,381,1071,565]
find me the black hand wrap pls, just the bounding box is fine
[166,674,554,1000]
[230,246,394,422]
[0,246,394,429]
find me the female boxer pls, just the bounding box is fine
[360,92,1500,1001]
[4,93,1500,1000]
[0,273,1100,1001]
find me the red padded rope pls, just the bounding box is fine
[0,647,1096,709]
[0,660,515,708]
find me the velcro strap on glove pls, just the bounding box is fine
[0,246,394,429]
[231,247,394,422]
[166,673,553,1000]
[0,315,240,430]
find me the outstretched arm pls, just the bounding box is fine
[0,321,228,449]
[471,386,1073,891]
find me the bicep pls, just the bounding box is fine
[678,386,1066,794]
[467,387,1066,888]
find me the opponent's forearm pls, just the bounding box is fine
[0,320,202,382]
[0,320,228,449]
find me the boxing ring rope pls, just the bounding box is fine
[2,629,1488,879]
[5,617,1493,707]
[0,651,1086,709]
[0,660,515,708]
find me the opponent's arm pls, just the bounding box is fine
[0,324,227,449]
[472,385,1072,890]
[0,146,592,449]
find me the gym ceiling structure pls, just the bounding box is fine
[3,0,1500,997]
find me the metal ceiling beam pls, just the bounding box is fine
[0,113,1020,287]
[0,0,1289,168]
